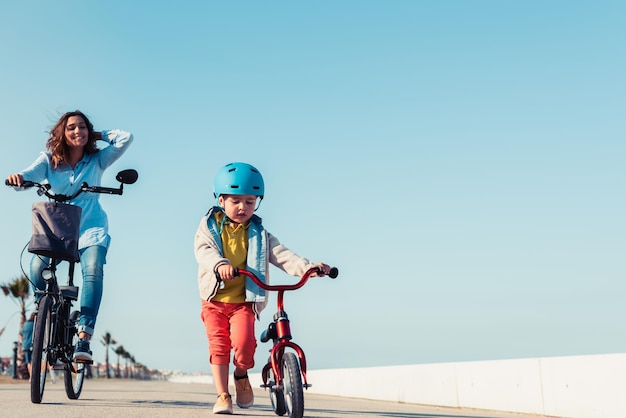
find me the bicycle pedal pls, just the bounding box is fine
[304,384,312,388]
[75,358,94,365]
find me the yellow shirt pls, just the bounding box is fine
[212,211,249,303]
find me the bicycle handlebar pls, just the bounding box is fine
[222,266,339,292]
[5,169,138,203]
[326,267,339,279]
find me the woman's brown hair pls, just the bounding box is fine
[47,110,99,169]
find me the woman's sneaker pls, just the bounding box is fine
[213,392,233,414]
[73,339,92,362]
[234,373,254,408]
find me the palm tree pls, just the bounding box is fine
[1,274,31,379]
[122,351,132,378]
[114,345,126,378]
[134,362,146,380]
[100,332,117,378]
[129,354,136,379]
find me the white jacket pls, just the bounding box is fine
[194,208,314,317]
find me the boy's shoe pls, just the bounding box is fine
[234,373,254,408]
[213,392,233,414]
[73,339,92,362]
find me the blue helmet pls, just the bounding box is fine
[213,162,265,199]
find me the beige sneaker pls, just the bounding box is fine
[234,373,254,408]
[212,392,233,414]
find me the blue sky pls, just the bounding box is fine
[1,1,624,374]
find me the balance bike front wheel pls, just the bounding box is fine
[281,352,304,418]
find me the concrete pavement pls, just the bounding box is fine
[0,378,551,418]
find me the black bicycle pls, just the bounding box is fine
[6,169,138,404]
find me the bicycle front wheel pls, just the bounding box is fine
[282,352,304,418]
[64,310,85,399]
[31,295,53,404]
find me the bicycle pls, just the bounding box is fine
[5,169,138,404]
[233,266,338,418]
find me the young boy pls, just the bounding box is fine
[194,162,332,414]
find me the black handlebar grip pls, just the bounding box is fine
[5,179,35,188]
[328,267,339,279]
[5,179,25,187]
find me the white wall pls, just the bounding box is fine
[170,353,626,418]
[305,353,626,418]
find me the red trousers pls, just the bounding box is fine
[201,300,257,369]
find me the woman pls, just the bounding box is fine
[21,312,35,379]
[6,110,133,362]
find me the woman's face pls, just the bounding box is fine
[64,115,89,149]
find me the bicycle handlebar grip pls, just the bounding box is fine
[5,179,35,188]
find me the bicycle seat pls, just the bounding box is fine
[59,286,79,301]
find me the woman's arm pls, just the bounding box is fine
[12,153,50,186]
[98,129,134,169]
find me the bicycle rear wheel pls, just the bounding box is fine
[31,295,53,404]
[282,352,304,418]
[268,362,287,416]
[64,310,85,399]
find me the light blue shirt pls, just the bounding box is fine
[19,130,133,250]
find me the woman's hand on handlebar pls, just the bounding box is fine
[6,173,24,187]
[217,263,237,281]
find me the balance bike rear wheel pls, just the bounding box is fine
[268,362,287,416]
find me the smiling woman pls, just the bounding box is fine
[5,110,134,364]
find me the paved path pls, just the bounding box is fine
[0,378,551,418]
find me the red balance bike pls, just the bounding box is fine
[235,266,338,418]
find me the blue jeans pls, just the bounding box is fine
[30,245,108,336]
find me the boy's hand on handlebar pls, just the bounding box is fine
[6,173,24,187]
[217,264,237,281]
[311,263,332,277]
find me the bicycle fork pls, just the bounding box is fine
[261,311,310,389]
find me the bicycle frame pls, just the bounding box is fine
[235,267,338,389]
[37,259,80,367]
[28,255,85,403]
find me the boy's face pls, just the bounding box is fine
[219,194,257,224]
